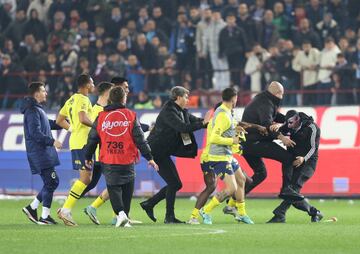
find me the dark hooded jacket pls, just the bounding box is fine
[147,100,206,158]
[241,91,285,142]
[280,112,320,162]
[21,97,62,174]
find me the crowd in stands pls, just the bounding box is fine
[0,0,360,109]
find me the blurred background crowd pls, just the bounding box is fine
[0,0,360,109]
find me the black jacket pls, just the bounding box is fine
[20,97,62,174]
[242,91,285,142]
[84,103,153,167]
[279,112,320,162]
[147,100,205,158]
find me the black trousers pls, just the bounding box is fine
[145,154,182,217]
[273,160,318,217]
[243,141,294,194]
[102,166,135,216]
[36,167,59,208]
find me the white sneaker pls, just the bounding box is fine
[187,217,200,225]
[115,211,129,228]
[124,222,132,228]
[57,208,77,226]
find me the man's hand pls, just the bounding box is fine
[235,125,247,135]
[85,160,93,170]
[279,135,296,147]
[53,140,62,149]
[269,123,283,132]
[203,110,212,125]
[257,126,268,136]
[233,136,240,144]
[148,160,159,171]
[293,156,304,168]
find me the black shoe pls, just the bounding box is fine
[164,216,185,224]
[140,201,157,222]
[279,187,304,201]
[311,210,323,223]
[267,215,286,223]
[39,215,58,225]
[22,205,38,224]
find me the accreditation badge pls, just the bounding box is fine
[181,133,192,146]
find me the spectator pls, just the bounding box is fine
[137,7,149,32]
[273,2,290,39]
[328,0,349,30]
[252,0,266,22]
[316,13,340,44]
[126,54,145,94]
[116,40,131,60]
[118,27,133,50]
[22,43,47,73]
[77,37,97,69]
[18,34,36,60]
[43,53,60,100]
[54,73,74,108]
[77,57,90,76]
[152,95,162,109]
[305,0,324,30]
[292,40,320,106]
[107,52,126,78]
[219,13,248,86]
[86,0,107,29]
[24,9,47,44]
[104,6,126,39]
[332,53,355,105]
[349,39,360,103]
[0,54,27,109]
[262,45,282,83]
[58,41,78,73]
[134,91,155,109]
[47,21,69,52]
[27,0,52,25]
[237,3,257,45]
[76,20,95,43]
[152,6,172,37]
[245,43,270,96]
[4,9,27,48]
[143,19,168,45]
[159,57,177,92]
[203,9,229,90]
[0,1,13,32]
[92,51,109,85]
[293,18,321,50]
[2,39,20,64]
[256,10,280,49]
[222,0,238,18]
[318,37,341,105]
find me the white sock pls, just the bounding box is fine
[42,207,50,219]
[30,198,40,210]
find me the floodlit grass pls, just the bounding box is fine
[0,198,359,254]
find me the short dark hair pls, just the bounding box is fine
[77,73,92,88]
[109,86,125,104]
[302,40,312,45]
[28,82,45,96]
[222,87,237,102]
[97,82,114,96]
[111,76,128,86]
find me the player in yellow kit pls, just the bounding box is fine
[81,82,114,225]
[55,73,95,226]
[188,102,266,224]
[199,88,255,225]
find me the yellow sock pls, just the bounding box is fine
[191,208,200,219]
[236,201,247,216]
[91,196,105,209]
[228,197,236,207]
[204,196,220,214]
[63,180,87,210]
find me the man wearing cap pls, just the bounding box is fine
[267,110,323,223]
[140,86,211,223]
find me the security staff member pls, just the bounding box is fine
[268,110,323,223]
[84,86,158,227]
[241,81,302,199]
[140,86,210,224]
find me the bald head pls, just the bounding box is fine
[267,81,284,99]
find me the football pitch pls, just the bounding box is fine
[0,198,359,254]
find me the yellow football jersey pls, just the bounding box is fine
[59,93,93,150]
[92,103,104,161]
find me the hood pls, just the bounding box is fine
[263,90,282,107]
[299,112,314,126]
[20,97,39,114]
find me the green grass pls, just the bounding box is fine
[0,198,359,254]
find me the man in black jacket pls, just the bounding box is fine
[241,81,303,200]
[268,110,323,223]
[140,86,210,223]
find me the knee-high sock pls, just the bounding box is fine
[63,180,87,210]
[204,196,220,214]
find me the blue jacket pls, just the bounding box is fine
[20,97,61,174]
